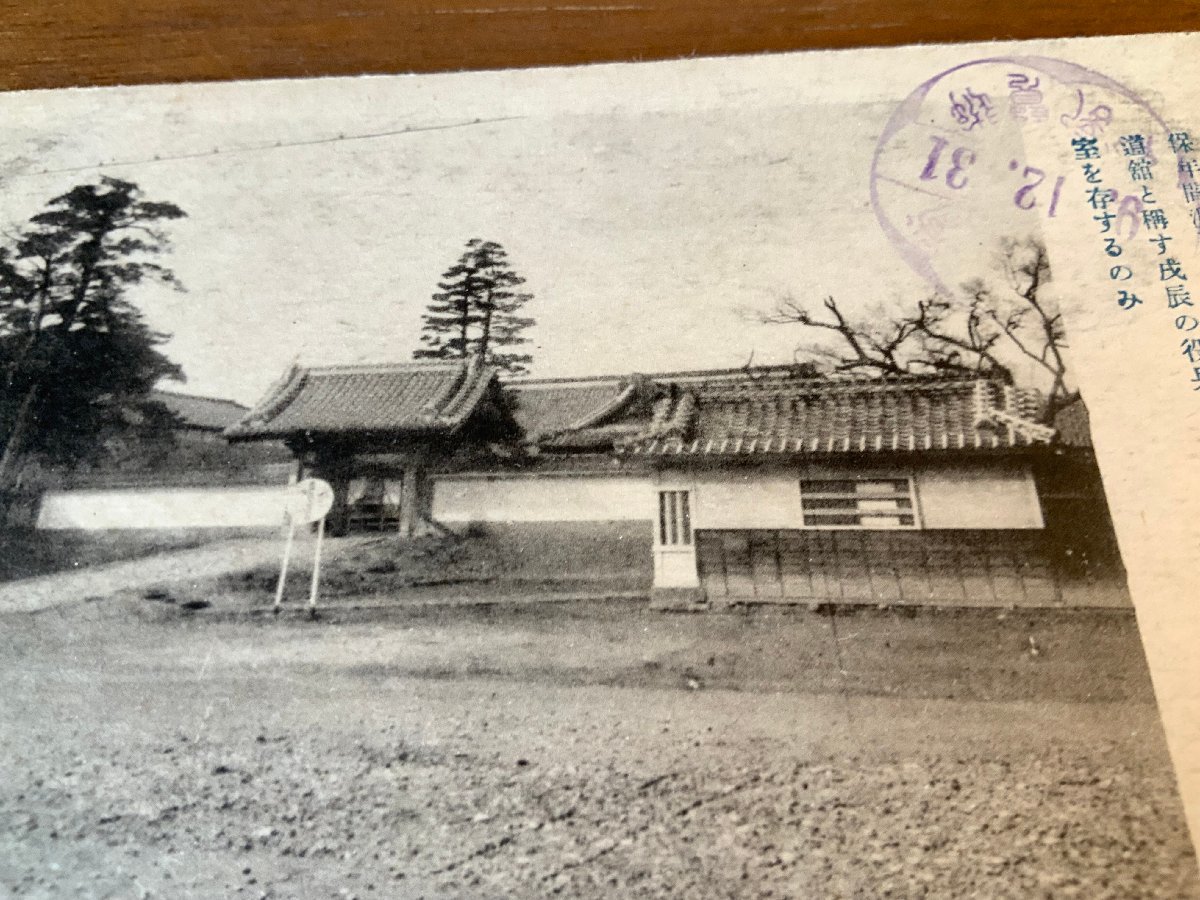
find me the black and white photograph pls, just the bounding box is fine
[1,33,1199,898]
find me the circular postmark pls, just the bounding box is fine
[871,56,1180,297]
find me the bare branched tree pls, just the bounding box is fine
[758,238,1070,417]
[970,237,1068,403]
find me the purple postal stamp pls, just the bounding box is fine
[871,56,1177,298]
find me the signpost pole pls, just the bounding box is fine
[308,514,326,618]
[274,516,296,614]
[278,477,333,619]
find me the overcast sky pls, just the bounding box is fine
[0,34,1192,404]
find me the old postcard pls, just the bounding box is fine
[1,30,1199,898]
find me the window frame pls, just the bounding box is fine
[798,475,921,530]
[657,489,693,546]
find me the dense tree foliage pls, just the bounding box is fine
[0,177,187,496]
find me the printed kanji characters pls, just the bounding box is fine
[1086,187,1113,210]
[1071,137,1100,160]
[1142,208,1169,231]
[1169,132,1195,153]
[1127,158,1153,181]
[1167,285,1193,308]
[1160,258,1188,281]
[1119,134,1147,157]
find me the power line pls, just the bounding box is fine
[23,116,525,178]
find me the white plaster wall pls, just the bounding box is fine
[431,464,1043,530]
[37,486,289,530]
[654,546,701,587]
[678,464,1043,531]
[688,473,806,530]
[915,464,1044,529]
[432,474,653,522]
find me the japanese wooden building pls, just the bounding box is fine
[225,359,1128,608]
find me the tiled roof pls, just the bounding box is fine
[151,390,248,431]
[507,381,631,438]
[621,374,1056,456]
[227,358,1060,455]
[225,360,497,439]
[506,374,679,450]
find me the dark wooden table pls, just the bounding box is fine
[1,1,1196,91]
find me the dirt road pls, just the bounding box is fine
[1,599,1196,899]
[0,538,282,615]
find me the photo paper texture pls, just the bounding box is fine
[1,31,1199,898]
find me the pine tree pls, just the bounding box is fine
[0,177,187,496]
[415,239,535,376]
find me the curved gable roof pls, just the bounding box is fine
[226,359,497,439]
[507,380,633,436]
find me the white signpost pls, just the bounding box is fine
[274,477,335,617]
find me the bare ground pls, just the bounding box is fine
[1,592,1196,899]
[0,528,231,584]
[0,529,649,615]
